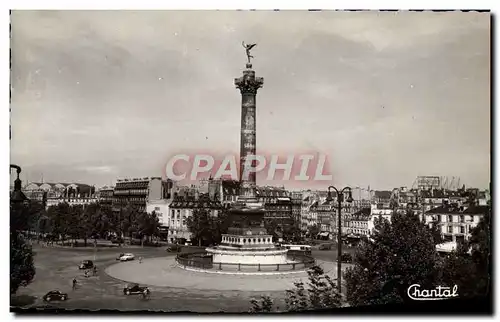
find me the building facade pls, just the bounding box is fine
[112,177,173,213]
[425,203,488,243]
[300,195,318,233]
[168,194,223,243]
[290,191,303,229]
[348,207,371,237]
[256,186,293,228]
[24,182,97,209]
[220,179,240,208]
[97,186,114,209]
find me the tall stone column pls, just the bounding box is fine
[234,63,264,200]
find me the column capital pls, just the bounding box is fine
[235,71,264,94]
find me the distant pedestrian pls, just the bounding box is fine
[72,278,77,290]
[84,270,89,278]
[139,257,143,264]
[93,266,98,276]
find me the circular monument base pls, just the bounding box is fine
[206,246,290,265]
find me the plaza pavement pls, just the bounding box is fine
[105,257,342,292]
[12,245,352,312]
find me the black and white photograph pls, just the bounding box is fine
[8,8,492,314]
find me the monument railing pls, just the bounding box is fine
[176,252,316,272]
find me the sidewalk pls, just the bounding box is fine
[34,239,169,250]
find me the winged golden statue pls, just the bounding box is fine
[242,41,257,64]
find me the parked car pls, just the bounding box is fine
[119,253,135,261]
[123,283,150,296]
[340,253,353,263]
[43,290,68,302]
[319,243,332,251]
[78,260,94,270]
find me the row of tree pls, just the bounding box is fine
[26,202,162,246]
[10,200,41,294]
[250,208,491,312]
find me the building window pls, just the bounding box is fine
[155,207,160,211]
[447,226,453,234]
[460,226,465,234]
[448,215,453,223]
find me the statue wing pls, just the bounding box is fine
[248,44,257,50]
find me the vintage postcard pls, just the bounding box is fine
[9,10,491,314]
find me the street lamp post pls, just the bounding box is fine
[326,186,353,295]
[10,164,27,204]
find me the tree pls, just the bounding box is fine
[264,219,279,241]
[136,211,161,243]
[10,232,35,294]
[249,296,274,313]
[344,211,440,306]
[66,205,84,244]
[186,208,214,246]
[429,220,444,245]
[284,265,341,311]
[469,207,491,280]
[10,200,45,234]
[283,223,302,243]
[211,210,230,244]
[81,203,102,246]
[307,224,320,239]
[439,207,491,298]
[46,202,72,242]
[10,200,39,295]
[121,203,140,241]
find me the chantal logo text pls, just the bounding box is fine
[407,284,459,301]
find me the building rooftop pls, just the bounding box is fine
[373,190,392,199]
[426,204,489,215]
[170,193,223,209]
[256,186,289,197]
[351,207,371,221]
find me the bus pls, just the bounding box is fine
[281,244,312,256]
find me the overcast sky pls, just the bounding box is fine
[10,10,490,190]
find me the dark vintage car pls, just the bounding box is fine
[43,290,68,302]
[78,260,94,270]
[340,253,353,263]
[123,283,150,296]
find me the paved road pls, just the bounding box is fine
[12,245,352,312]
